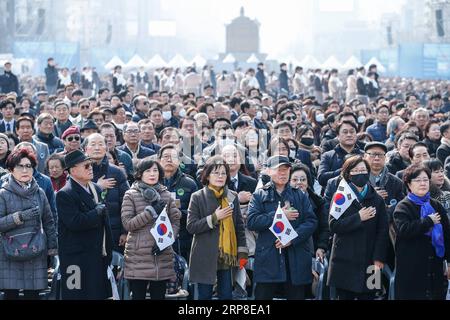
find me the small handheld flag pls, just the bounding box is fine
[150,206,175,251]
[330,179,358,220]
[270,202,298,247]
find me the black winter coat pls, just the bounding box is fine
[56,178,113,300]
[327,184,389,293]
[393,197,450,300]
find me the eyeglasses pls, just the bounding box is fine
[365,152,386,159]
[340,130,357,135]
[80,105,90,110]
[211,171,227,177]
[66,135,80,142]
[411,178,429,184]
[125,129,140,135]
[284,116,297,121]
[161,154,179,161]
[15,164,33,171]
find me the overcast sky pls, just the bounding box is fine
[156,0,407,57]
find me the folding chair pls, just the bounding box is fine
[165,254,190,300]
[382,265,395,300]
[312,257,328,300]
[111,251,130,300]
[46,255,61,300]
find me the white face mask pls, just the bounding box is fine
[358,116,366,124]
[162,111,172,121]
[315,113,325,123]
[256,111,262,120]
[179,109,187,118]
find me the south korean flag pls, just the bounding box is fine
[330,179,358,220]
[270,202,298,246]
[150,206,175,250]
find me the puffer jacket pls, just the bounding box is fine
[0,175,57,290]
[121,183,181,281]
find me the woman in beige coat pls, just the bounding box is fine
[122,159,181,300]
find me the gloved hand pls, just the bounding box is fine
[20,206,40,221]
[152,200,166,216]
[144,205,158,219]
[95,203,107,216]
[239,258,248,270]
[151,246,164,256]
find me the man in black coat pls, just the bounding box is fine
[318,121,363,190]
[56,150,113,300]
[0,62,19,94]
[45,58,59,95]
[159,144,198,261]
[364,142,405,270]
[386,133,418,175]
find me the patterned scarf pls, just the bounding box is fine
[208,185,238,267]
[407,192,445,258]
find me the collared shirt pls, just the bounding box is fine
[230,174,239,191]
[4,120,14,132]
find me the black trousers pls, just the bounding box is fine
[129,279,167,300]
[255,282,306,300]
[335,288,375,300]
[3,289,40,300]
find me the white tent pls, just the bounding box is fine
[343,56,363,70]
[365,57,386,73]
[222,53,236,64]
[125,54,147,70]
[147,54,167,69]
[321,56,343,69]
[265,53,279,61]
[300,55,322,69]
[190,55,207,67]
[104,56,124,70]
[246,53,260,64]
[168,54,189,68]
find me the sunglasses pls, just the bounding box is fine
[66,135,80,142]
[79,162,93,170]
[80,105,90,110]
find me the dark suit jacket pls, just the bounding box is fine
[117,144,155,159]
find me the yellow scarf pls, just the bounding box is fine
[208,185,238,267]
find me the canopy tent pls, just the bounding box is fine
[168,54,189,68]
[300,55,322,69]
[285,55,302,67]
[321,56,343,70]
[147,54,167,69]
[124,54,146,70]
[343,55,363,70]
[189,55,207,67]
[365,57,386,73]
[222,53,236,64]
[104,56,124,70]
[246,53,260,64]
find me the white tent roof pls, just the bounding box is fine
[300,55,321,69]
[365,57,386,73]
[343,56,363,69]
[190,55,207,67]
[321,56,343,69]
[222,53,236,64]
[105,56,124,70]
[125,54,147,70]
[168,54,189,68]
[147,54,166,68]
[265,53,279,61]
[246,53,260,64]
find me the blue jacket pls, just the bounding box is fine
[247,182,317,285]
[366,121,387,142]
[33,170,57,220]
[117,144,155,159]
[34,131,65,154]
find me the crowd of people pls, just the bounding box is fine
[0,57,450,300]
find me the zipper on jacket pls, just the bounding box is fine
[155,254,159,281]
[9,231,34,238]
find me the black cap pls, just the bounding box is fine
[266,155,292,169]
[64,150,90,170]
[364,142,387,154]
[80,119,99,132]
